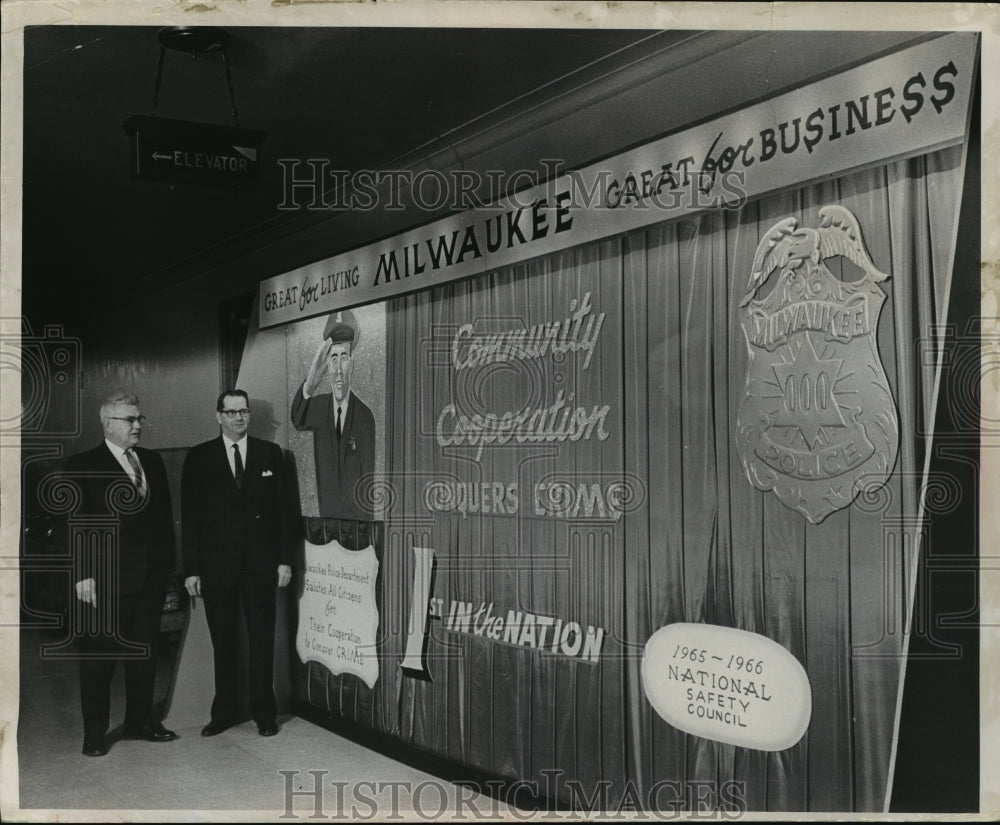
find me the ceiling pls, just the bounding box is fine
[21,25,663,327]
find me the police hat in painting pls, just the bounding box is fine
[323,309,359,348]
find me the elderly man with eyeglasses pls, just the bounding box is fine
[65,391,179,756]
[181,389,296,738]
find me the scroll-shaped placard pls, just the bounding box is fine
[642,623,811,751]
[296,539,380,688]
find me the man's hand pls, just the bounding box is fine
[303,340,333,398]
[75,578,97,607]
[185,576,202,598]
[277,565,292,588]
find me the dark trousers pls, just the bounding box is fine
[78,588,165,734]
[202,572,277,724]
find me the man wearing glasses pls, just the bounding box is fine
[291,310,376,529]
[181,389,295,738]
[66,392,178,756]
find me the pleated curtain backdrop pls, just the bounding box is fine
[331,145,965,812]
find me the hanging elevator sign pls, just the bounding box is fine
[123,115,266,189]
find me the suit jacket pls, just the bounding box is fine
[65,443,175,596]
[291,386,375,521]
[181,436,295,590]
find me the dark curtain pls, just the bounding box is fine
[360,145,963,812]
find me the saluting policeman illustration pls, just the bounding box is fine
[291,310,376,523]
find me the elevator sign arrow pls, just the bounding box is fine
[123,115,266,189]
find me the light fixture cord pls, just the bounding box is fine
[149,37,239,127]
[151,44,167,117]
[221,45,240,128]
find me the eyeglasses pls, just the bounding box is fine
[108,416,146,425]
[219,409,251,418]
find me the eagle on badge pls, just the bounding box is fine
[735,205,899,523]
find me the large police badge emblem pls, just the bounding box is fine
[735,205,899,523]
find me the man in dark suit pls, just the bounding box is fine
[291,311,375,522]
[182,389,295,737]
[67,391,178,757]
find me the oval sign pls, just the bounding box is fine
[641,623,811,751]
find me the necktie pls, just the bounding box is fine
[124,449,147,498]
[233,442,244,489]
[336,405,342,440]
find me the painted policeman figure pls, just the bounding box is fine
[291,311,376,522]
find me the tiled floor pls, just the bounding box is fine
[13,627,510,819]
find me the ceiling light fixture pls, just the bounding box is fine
[122,27,266,190]
[154,26,239,127]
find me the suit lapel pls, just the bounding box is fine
[101,442,146,494]
[99,442,128,476]
[100,442,152,501]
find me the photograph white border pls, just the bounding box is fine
[1,2,996,821]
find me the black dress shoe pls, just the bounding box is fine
[201,719,235,737]
[82,733,109,757]
[256,720,279,737]
[123,722,178,742]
